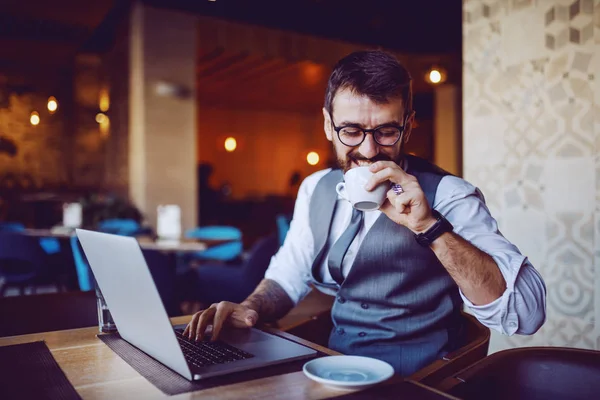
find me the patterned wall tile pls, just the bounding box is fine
[465,163,506,216]
[502,208,548,267]
[546,211,594,319]
[540,157,595,212]
[463,14,506,117]
[464,115,508,166]
[502,5,549,67]
[465,0,598,352]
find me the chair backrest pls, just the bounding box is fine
[193,241,244,262]
[241,234,280,285]
[440,347,600,400]
[0,232,47,283]
[410,311,490,386]
[0,222,25,232]
[0,222,60,255]
[185,226,243,262]
[69,235,94,291]
[185,226,242,241]
[96,219,141,236]
[275,214,291,246]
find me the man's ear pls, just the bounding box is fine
[323,107,333,141]
[403,111,416,143]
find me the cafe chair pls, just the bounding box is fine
[283,307,491,382]
[0,291,97,337]
[409,311,490,387]
[69,235,94,291]
[275,214,292,246]
[96,218,144,236]
[0,222,61,255]
[0,232,57,296]
[0,222,26,232]
[185,225,243,262]
[177,233,279,305]
[437,347,600,400]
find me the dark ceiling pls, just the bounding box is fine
[0,0,461,97]
[145,0,462,54]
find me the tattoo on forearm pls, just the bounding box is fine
[241,279,294,322]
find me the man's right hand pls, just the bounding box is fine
[182,301,259,342]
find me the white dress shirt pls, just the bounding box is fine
[265,166,547,336]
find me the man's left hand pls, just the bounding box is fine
[365,161,436,233]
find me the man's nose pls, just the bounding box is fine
[358,133,379,159]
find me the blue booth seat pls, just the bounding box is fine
[96,219,144,237]
[185,226,243,262]
[175,234,279,305]
[0,232,55,296]
[0,222,61,255]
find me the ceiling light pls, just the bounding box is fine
[47,96,58,113]
[307,151,319,166]
[426,67,447,85]
[30,111,40,126]
[224,137,237,152]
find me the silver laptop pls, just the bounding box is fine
[76,229,317,381]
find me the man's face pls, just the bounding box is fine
[323,88,413,172]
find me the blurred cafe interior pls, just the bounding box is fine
[1,0,600,398]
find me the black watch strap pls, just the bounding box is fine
[414,210,453,247]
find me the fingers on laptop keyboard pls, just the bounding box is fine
[211,302,234,341]
[185,309,210,341]
[183,312,197,338]
[196,306,219,341]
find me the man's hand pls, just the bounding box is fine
[183,301,258,342]
[365,161,436,233]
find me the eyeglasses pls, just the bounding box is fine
[329,112,409,147]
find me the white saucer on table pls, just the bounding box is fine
[303,355,394,391]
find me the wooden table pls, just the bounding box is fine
[0,316,357,399]
[22,230,213,253]
[0,315,460,399]
[136,238,208,253]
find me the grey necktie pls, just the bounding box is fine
[328,208,364,285]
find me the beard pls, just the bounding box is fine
[334,144,404,173]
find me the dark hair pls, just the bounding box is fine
[324,50,413,115]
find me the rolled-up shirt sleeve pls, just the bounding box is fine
[264,170,329,305]
[435,176,547,335]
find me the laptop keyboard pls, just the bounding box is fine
[175,330,254,368]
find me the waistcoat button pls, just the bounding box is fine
[361,303,369,309]
[358,332,367,337]
[337,328,345,335]
[337,296,346,304]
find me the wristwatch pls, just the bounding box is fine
[414,210,453,247]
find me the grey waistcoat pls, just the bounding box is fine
[308,155,464,376]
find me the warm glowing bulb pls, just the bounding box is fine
[307,151,319,166]
[99,88,110,112]
[429,69,442,84]
[224,137,237,152]
[99,115,110,137]
[96,113,107,124]
[30,111,40,126]
[47,96,58,113]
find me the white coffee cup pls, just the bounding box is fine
[335,166,388,211]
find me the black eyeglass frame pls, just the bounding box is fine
[329,111,413,147]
